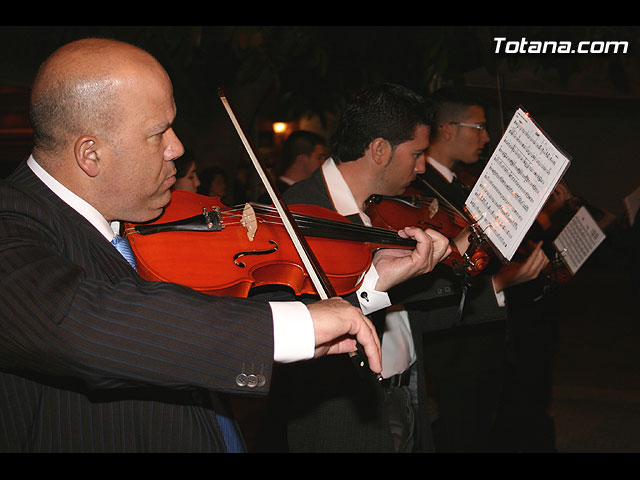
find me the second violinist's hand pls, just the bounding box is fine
[307,297,382,374]
[492,240,550,292]
[372,226,451,292]
[453,225,472,254]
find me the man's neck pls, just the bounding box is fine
[426,148,455,171]
[283,163,308,183]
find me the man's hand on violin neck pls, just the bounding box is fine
[492,240,550,292]
[307,297,382,374]
[371,226,452,292]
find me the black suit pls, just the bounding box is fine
[253,168,394,452]
[258,167,417,452]
[0,161,275,452]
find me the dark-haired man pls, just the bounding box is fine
[265,83,452,453]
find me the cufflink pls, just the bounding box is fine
[360,292,369,302]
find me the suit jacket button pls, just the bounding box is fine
[236,373,248,387]
[257,374,266,387]
[246,374,258,388]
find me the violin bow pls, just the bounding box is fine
[218,88,380,381]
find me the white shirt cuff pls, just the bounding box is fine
[270,301,315,363]
[491,276,507,307]
[356,264,391,315]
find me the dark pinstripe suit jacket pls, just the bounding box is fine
[0,161,275,452]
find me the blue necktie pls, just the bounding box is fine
[216,413,245,453]
[110,234,245,452]
[111,235,137,271]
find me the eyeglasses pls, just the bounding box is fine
[449,121,488,132]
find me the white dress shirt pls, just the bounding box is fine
[321,158,415,378]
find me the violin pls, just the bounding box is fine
[365,186,491,276]
[124,189,416,298]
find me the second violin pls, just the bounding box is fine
[365,186,491,277]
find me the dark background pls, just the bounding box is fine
[1,26,639,216]
[1,25,639,452]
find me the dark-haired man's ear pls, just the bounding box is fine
[370,137,392,166]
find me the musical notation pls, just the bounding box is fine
[465,108,571,261]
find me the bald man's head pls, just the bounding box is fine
[29,38,163,160]
[27,38,184,223]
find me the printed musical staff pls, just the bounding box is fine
[465,108,571,261]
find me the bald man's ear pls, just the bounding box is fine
[74,136,100,177]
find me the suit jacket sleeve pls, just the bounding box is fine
[0,178,275,397]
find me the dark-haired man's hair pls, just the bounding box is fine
[330,83,433,163]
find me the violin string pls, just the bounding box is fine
[222,198,462,224]
[220,205,414,246]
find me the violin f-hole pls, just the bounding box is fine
[233,240,279,267]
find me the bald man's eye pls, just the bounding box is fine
[148,132,164,143]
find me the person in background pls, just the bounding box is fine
[257,130,327,204]
[275,130,327,191]
[173,150,200,193]
[198,165,228,200]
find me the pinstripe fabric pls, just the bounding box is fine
[0,162,275,452]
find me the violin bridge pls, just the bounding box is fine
[241,203,258,241]
[428,198,439,219]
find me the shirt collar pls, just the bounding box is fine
[427,156,455,184]
[321,158,371,226]
[278,175,296,186]
[27,155,118,241]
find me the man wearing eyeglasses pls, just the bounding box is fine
[433,109,490,171]
[402,88,550,452]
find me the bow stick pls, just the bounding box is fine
[218,88,380,382]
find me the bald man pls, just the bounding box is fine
[0,38,388,452]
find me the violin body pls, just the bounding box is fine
[125,190,410,297]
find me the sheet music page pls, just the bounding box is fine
[552,206,606,275]
[465,108,571,261]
